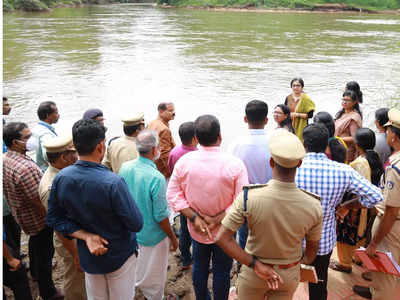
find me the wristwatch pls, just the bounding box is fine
[189,212,198,223]
[248,255,257,269]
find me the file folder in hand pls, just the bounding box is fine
[300,264,319,283]
[355,247,400,277]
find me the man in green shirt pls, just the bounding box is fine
[119,129,178,299]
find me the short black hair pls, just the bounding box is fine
[388,125,400,140]
[329,138,347,163]
[3,122,28,147]
[194,115,220,146]
[290,77,304,88]
[313,111,335,137]
[3,97,8,102]
[158,102,173,112]
[375,108,389,127]
[245,100,268,125]
[303,123,329,153]
[178,122,195,145]
[123,124,142,136]
[37,101,56,121]
[46,152,63,164]
[72,119,106,155]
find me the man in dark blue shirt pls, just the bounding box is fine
[47,119,143,300]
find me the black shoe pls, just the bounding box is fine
[353,285,372,299]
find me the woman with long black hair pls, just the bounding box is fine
[273,104,295,134]
[330,128,384,274]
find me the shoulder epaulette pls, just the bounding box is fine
[300,188,321,201]
[243,183,268,190]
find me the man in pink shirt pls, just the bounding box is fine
[167,115,248,300]
[168,121,198,270]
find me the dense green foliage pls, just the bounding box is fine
[159,0,400,10]
[3,0,130,12]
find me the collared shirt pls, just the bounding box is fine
[296,152,383,255]
[222,180,323,264]
[39,165,60,210]
[168,144,198,173]
[3,150,45,236]
[103,135,138,174]
[31,121,57,172]
[167,146,248,244]
[46,160,143,274]
[229,129,272,184]
[119,156,170,247]
[376,151,400,218]
[147,118,176,179]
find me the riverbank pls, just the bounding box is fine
[158,1,400,13]
[3,0,119,13]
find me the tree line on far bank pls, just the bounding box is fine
[4,0,400,14]
[158,0,400,11]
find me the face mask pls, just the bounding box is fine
[26,137,38,152]
[154,148,160,161]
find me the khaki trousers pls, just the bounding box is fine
[370,217,400,300]
[54,236,86,300]
[336,239,366,268]
[236,264,300,300]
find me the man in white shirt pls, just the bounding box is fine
[31,101,59,171]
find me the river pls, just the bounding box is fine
[3,4,400,146]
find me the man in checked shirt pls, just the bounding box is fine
[3,122,63,300]
[296,123,383,300]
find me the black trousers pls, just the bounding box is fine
[308,252,333,300]
[3,214,21,257]
[28,226,57,300]
[3,258,33,300]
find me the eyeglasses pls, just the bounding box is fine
[342,99,354,103]
[292,84,302,87]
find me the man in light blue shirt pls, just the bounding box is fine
[119,130,178,300]
[229,100,272,249]
[31,101,59,171]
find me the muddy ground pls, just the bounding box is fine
[4,231,236,300]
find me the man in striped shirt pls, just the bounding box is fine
[296,123,383,300]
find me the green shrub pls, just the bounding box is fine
[15,0,48,11]
[3,0,15,11]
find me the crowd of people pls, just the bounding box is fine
[2,78,400,300]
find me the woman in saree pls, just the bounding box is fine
[334,90,363,163]
[284,77,315,141]
[330,128,383,273]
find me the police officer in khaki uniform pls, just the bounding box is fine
[354,108,400,300]
[102,113,144,173]
[39,135,85,300]
[216,130,323,300]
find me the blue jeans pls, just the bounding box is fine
[192,240,232,300]
[238,220,248,250]
[179,214,192,266]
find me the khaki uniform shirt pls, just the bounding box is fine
[39,165,60,210]
[222,179,323,265]
[376,151,400,219]
[103,136,138,174]
[38,165,64,249]
[147,118,175,178]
